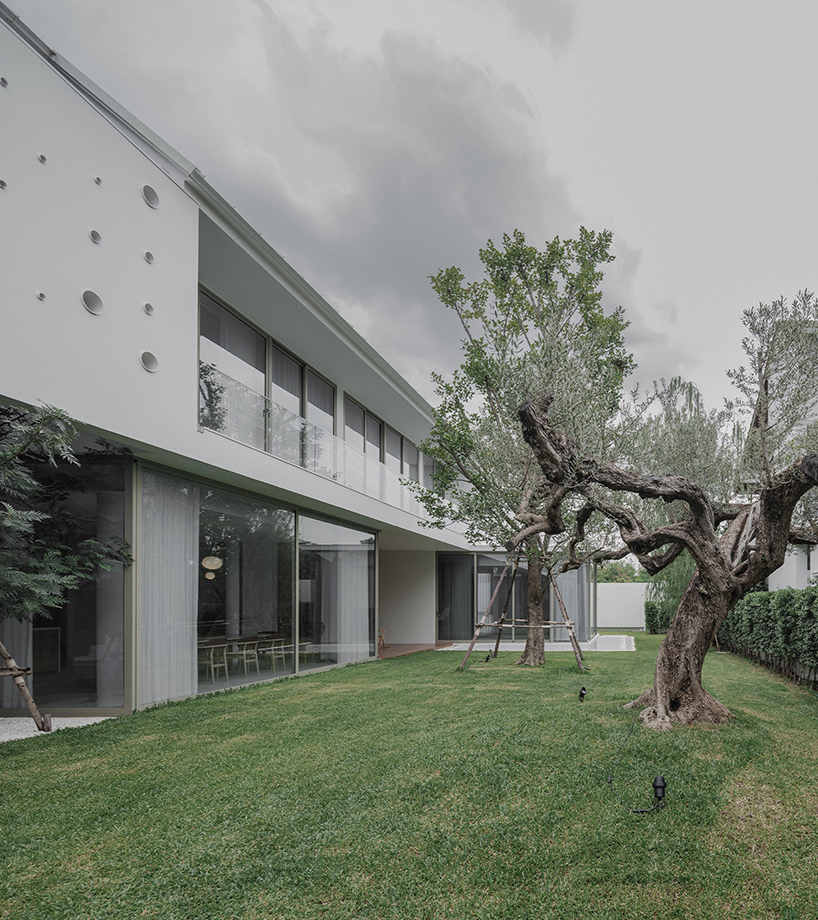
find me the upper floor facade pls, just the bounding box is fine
[0,4,467,553]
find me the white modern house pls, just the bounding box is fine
[0,5,595,716]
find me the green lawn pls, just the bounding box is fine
[3,634,818,919]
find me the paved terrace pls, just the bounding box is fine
[380,634,635,658]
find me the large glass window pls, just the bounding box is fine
[197,291,429,512]
[141,470,295,705]
[0,460,127,710]
[437,554,474,641]
[343,398,383,495]
[476,554,513,637]
[344,398,365,452]
[271,345,302,417]
[365,413,382,457]
[199,292,267,449]
[437,553,552,643]
[298,516,375,667]
[403,441,419,482]
[384,427,402,473]
[199,292,265,394]
[306,371,335,434]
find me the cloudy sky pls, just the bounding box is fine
[9,0,818,410]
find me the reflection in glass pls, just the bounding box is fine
[0,461,127,710]
[437,554,474,641]
[141,470,295,705]
[476,555,513,638]
[298,516,375,669]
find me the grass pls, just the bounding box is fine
[3,634,818,919]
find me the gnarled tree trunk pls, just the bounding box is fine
[517,393,818,728]
[628,575,732,729]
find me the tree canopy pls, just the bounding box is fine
[412,228,634,664]
[597,560,650,583]
[0,404,132,623]
[519,292,818,727]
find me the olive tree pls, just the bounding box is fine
[520,293,818,726]
[412,228,633,665]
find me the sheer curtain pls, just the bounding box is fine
[318,553,338,662]
[337,549,371,664]
[140,469,199,705]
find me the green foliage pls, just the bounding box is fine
[644,599,661,634]
[0,404,132,622]
[719,584,818,673]
[726,291,818,489]
[644,548,696,633]
[619,377,738,518]
[596,560,649,583]
[413,228,633,559]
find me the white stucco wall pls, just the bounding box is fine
[0,23,200,451]
[768,547,813,592]
[378,551,436,644]
[596,583,647,630]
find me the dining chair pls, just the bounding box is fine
[225,640,259,678]
[198,643,228,683]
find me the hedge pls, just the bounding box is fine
[718,585,818,686]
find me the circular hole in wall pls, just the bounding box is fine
[141,351,159,372]
[38,154,47,164]
[94,176,102,185]
[0,77,8,87]
[144,251,155,264]
[82,290,104,314]
[144,302,155,315]
[89,229,102,244]
[142,185,160,208]
[37,292,46,301]
[0,180,6,189]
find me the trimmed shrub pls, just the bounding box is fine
[719,585,818,685]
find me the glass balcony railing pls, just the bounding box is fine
[199,363,425,514]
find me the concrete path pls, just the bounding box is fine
[438,634,636,653]
[0,716,110,744]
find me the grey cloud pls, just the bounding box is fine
[10,0,599,403]
[211,17,583,398]
[497,0,576,48]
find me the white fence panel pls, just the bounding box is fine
[596,583,647,630]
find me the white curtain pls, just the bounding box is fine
[337,548,371,664]
[0,617,32,708]
[554,569,581,642]
[96,491,125,707]
[140,469,199,705]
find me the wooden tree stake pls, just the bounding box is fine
[0,638,50,732]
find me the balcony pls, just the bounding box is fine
[199,363,425,514]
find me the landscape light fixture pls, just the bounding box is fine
[652,775,667,808]
[579,687,587,701]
